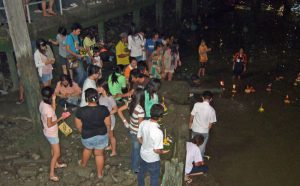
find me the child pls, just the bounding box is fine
[93,47,103,68]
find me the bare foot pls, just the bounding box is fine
[43,12,53,17]
[47,10,57,16]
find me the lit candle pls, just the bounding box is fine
[220,80,224,87]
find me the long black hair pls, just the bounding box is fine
[41,86,54,105]
[111,66,122,85]
[96,78,111,96]
[129,88,145,115]
[60,74,73,87]
[145,78,161,100]
[36,38,47,54]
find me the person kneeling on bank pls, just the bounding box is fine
[185,134,208,184]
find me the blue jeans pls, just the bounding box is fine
[138,159,160,186]
[192,131,209,157]
[74,61,86,87]
[130,132,141,173]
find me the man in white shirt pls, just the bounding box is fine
[185,135,208,183]
[80,65,101,107]
[137,104,169,186]
[189,91,217,157]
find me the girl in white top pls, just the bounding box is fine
[34,39,55,87]
[96,79,118,157]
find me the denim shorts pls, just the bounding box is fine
[46,136,59,145]
[59,55,67,65]
[81,135,108,150]
[41,73,53,83]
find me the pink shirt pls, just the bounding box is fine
[39,101,58,137]
[54,81,81,97]
[40,54,53,74]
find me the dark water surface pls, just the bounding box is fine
[170,6,300,186]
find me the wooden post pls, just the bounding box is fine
[133,8,140,29]
[155,0,163,29]
[3,0,42,135]
[98,19,105,41]
[176,0,182,22]
[6,51,19,91]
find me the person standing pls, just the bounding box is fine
[137,104,169,186]
[80,65,101,107]
[96,79,118,157]
[66,23,86,86]
[39,87,69,182]
[34,39,55,87]
[233,47,247,80]
[115,32,130,70]
[198,39,211,77]
[117,88,145,173]
[128,31,144,62]
[189,91,216,157]
[75,88,111,179]
[49,26,68,75]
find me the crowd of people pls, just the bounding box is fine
[35,22,201,185]
[14,19,224,184]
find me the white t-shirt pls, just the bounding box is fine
[137,120,163,163]
[185,142,203,174]
[191,101,217,133]
[80,78,96,107]
[128,34,144,57]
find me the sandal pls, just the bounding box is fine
[16,99,24,105]
[110,153,117,157]
[55,163,67,168]
[50,176,59,182]
[78,159,83,167]
[105,146,112,151]
[184,176,192,184]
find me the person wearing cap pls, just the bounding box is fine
[115,32,130,70]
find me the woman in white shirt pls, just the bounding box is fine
[34,39,55,87]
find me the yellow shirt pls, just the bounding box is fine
[115,41,129,65]
[198,44,208,63]
[83,37,96,56]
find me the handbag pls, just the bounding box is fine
[66,55,80,69]
[58,121,73,136]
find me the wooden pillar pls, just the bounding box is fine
[133,8,141,29]
[98,19,105,40]
[6,51,19,91]
[192,0,197,16]
[176,0,182,22]
[155,0,163,29]
[3,0,42,134]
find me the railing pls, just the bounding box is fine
[25,0,63,23]
[0,0,63,24]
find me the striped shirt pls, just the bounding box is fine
[130,104,145,135]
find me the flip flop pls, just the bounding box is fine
[110,153,117,157]
[50,176,59,182]
[55,163,67,168]
[185,177,192,184]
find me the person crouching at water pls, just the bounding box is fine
[39,87,69,182]
[184,134,208,184]
[75,88,111,179]
[233,47,247,80]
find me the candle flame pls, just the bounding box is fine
[220,80,224,86]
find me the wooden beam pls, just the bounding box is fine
[3,0,42,135]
